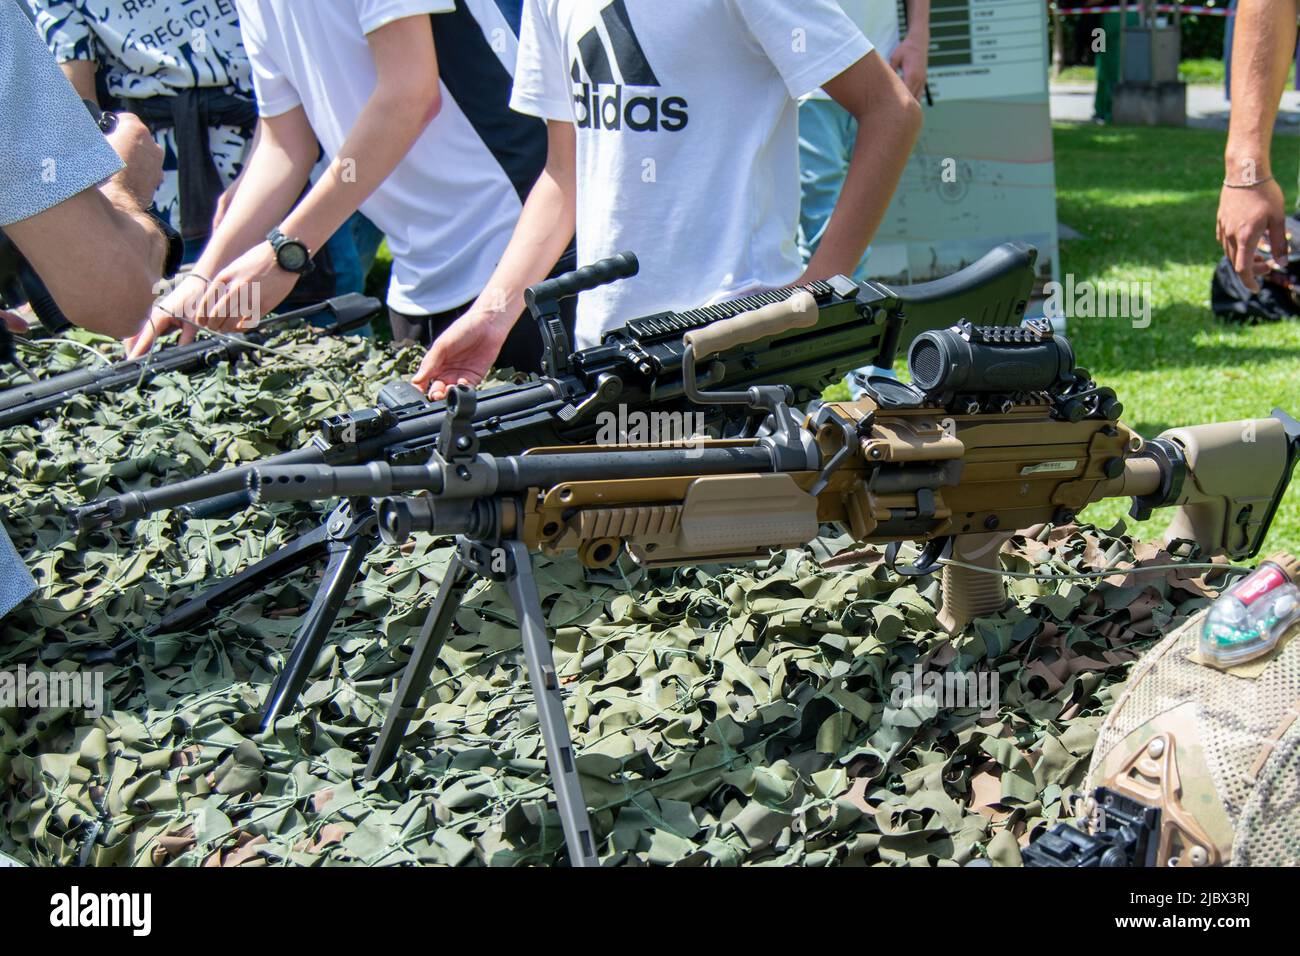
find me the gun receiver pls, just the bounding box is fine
[0,293,382,431]
[72,242,1038,530]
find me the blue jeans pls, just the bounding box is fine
[799,98,893,398]
[327,211,384,297]
[320,211,385,336]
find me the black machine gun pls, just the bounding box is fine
[0,294,383,430]
[79,244,1041,729]
[77,244,1038,526]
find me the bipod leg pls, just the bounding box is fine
[365,551,474,778]
[259,501,377,730]
[503,541,599,867]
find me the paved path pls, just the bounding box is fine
[1050,82,1300,134]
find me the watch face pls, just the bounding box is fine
[277,241,309,273]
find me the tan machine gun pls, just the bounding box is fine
[248,300,1300,867]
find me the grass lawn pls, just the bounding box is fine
[1054,123,1300,553]
[1054,57,1264,88]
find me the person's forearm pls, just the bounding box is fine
[8,181,166,338]
[280,86,439,255]
[905,0,931,42]
[809,69,922,281]
[191,124,315,278]
[470,171,577,324]
[59,60,99,103]
[1225,0,1298,182]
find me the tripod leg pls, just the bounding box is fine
[504,541,599,867]
[259,510,378,730]
[365,554,473,779]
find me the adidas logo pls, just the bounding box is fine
[570,0,689,133]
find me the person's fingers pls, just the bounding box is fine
[1233,230,1261,292]
[125,316,162,360]
[204,285,238,333]
[1,310,27,334]
[430,379,449,401]
[179,322,198,346]
[412,348,440,392]
[1268,217,1289,268]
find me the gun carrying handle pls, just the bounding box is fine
[937,532,1013,634]
[683,291,819,360]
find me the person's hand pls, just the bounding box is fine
[123,273,207,359]
[890,35,929,100]
[2,310,28,335]
[193,242,297,333]
[1216,176,1287,293]
[412,309,514,400]
[104,112,164,208]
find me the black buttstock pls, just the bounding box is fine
[873,242,1037,365]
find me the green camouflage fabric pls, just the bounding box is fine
[0,329,1230,866]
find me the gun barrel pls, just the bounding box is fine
[248,445,788,506]
[73,445,326,530]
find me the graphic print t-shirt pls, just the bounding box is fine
[512,0,872,347]
[809,1,899,100]
[26,0,254,233]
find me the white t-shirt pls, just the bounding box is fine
[809,2,901,100]
[235,0,535,315]
[512,0,872,347]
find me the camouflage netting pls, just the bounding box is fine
[0,329,1230,866]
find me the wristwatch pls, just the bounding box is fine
[267,228,315,275]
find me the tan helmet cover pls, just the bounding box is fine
[1084,602,1300,866]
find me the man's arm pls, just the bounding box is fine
[4,113,168,339]
[1217,0,1298,291]
[803,52,922,283]
[189,16,443,334]
[412,120,577,399]
[59,60,98,102]
[891,0,930,99]
[123,106,318,356]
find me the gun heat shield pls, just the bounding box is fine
[908,326,1076,400]
[683,291,819,360]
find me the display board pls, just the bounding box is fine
[866,1,1059,310]
[928,0,1050,102]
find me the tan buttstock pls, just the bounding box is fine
[1159,418,1288,558]
[682,290,819,360]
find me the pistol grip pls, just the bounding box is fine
[937,532,1013,634]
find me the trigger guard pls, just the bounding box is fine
[885,537,954,577]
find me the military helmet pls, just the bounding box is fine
[1082,564,1300,866]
